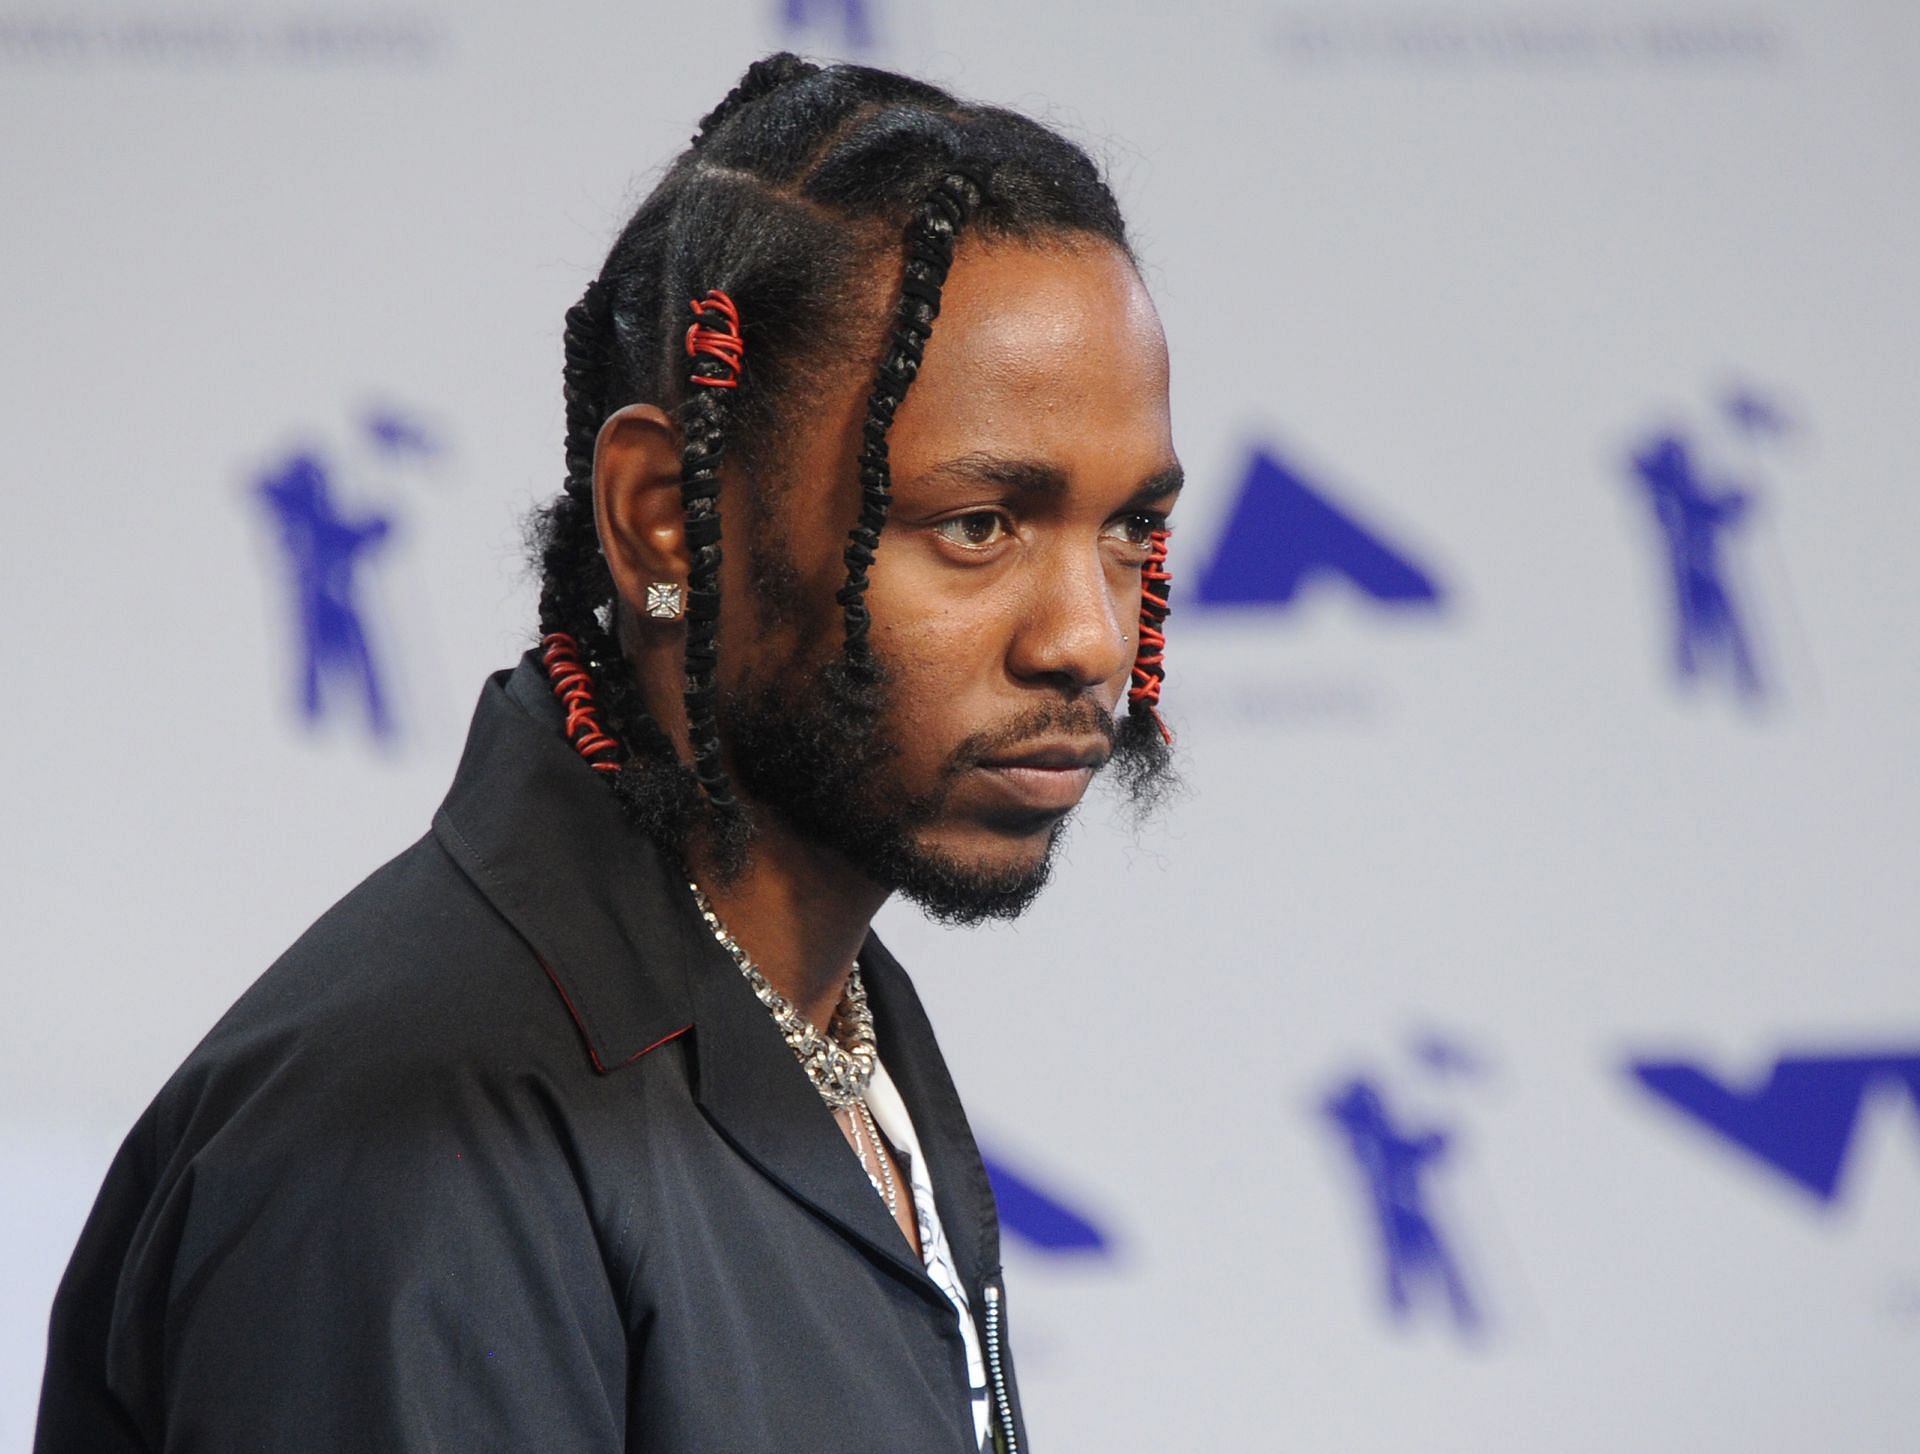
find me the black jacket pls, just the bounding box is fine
[36,656,1027,1453]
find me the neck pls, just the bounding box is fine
[687,809,890,1032]
[618,615,888,1029]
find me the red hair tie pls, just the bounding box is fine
[541,632,622,774]
[685,290,744,389]
[1128,528,1174,744]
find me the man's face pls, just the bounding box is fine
[714,237,1180,921]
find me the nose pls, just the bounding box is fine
[1006,544,1136,695]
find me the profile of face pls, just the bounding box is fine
[601,237,1179,923]
[718,237,1179,920]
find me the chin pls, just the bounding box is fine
[888,819,1065,927]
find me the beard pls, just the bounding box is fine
[714,648,1173,926]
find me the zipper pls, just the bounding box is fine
[982,1281,1020,1454]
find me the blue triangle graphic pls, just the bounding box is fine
[1194,446,1443,608]
[1630,1053,1920,1203]
[982,1152,1110,1254]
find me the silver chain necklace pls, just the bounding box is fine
[687,882,898,1218]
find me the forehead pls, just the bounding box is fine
[887,237,1173,474]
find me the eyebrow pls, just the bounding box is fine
[916,452,1185,509]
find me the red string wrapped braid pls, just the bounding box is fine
[684,290,744,388]
[1128,527,1174,744]
[541,632,622,773]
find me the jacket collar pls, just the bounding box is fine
[432,655,702,1069]
[431,653,997,1295]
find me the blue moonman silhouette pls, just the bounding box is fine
[256,452,395,739]
[364,407,440,460]
[1324,1077,1480,1334]
[1724,388,1790,439]
[782,0,874,51]
[1631,432,1762,700]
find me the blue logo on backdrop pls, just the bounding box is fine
[1321,1035,1487,1338]
[1631,1050,1920,1203]
[1195,445,1445,609]
[1724,385,1792,439]
[364,405,443,460]
[252,403,445,744]
[1625,386,1791,703]
[256,454,397,739]
[979,1149,1110,1255]
[779,0,876,52]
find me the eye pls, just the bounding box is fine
[1103,512,1167,554]
[933,510,1011,549]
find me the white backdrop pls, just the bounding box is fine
[5,1,1918,1449]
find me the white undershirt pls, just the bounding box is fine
[864,1058,993,1451]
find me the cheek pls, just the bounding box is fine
[712,496,853,670]
[869,571,1010,742]
[1110,561,1147,655]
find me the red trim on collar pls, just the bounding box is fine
[539,956,690,1074]
[623,1024,693,1066]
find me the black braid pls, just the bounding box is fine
[691,52,821,147]
[676,296,743,816]
[529,54,1135,857]
[837,172,981,667]
[534,279,705,826]
[535,280,619,701]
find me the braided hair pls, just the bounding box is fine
[531,54,1164,858]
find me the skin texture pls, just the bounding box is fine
[594,236,1179,1037]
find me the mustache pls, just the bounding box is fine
[947,701,1119,774]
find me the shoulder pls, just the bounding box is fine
[151,832,602,1174]
[63,835,644,1437]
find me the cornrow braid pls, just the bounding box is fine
[537,279,705,840]
[677,292,747,816]
[691,52,821,147]
[837,172,983,665]
[535,280,624,771]
[1128,527,1174,744]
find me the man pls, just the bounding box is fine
[36,54,1180,1453]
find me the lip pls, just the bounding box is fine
[979,739,1112,772]
[973,739,1109,816]
[975,763,1096,815]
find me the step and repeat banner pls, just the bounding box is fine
[4,1,1916,1449]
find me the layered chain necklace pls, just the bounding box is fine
[688,882,900,1219]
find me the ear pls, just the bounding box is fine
[593,403,686,620]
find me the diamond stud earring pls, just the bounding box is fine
[645,582,686,621]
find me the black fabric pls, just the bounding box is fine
[34,654,1026,1454]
